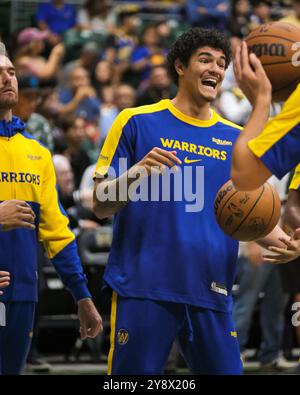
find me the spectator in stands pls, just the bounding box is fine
[281,0,300,27]
[136,65,177,106]
[185,0,230,31]
[114,84,136,112]
[13,74,54,151]
[58,115,91,189]
[155,21,176,49]
[249,0,272,29]
[100,84,136,146]
[93,59,114,96]
[61,41,100,89]
[36,0,77,40]
[53,155,101,229]
[14,28,65,82]
[78,0,117,35]
[58,66,100,123]
[52,154,75,210]
[228,0,252,38]
[130,24,167,88]
[112,8,139,84]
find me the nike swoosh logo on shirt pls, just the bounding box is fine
[184,157,202,164]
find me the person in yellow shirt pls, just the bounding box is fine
[0,45,102,375]
[280,0,300,29]
[230,41,300,190]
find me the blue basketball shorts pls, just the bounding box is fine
[107,292,243,375]
[0,302,35,375]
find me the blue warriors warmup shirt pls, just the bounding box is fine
[94,100,242,312]
[0,117,91,303]
[248,83,300,179]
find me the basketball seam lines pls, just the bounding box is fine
[217,189,239,222]
[253,183,276,240]
[230,185,265,238]
[262,60,293,66]
[246,34,296,44]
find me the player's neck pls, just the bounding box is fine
[171,93,212,121]
[0,109,12,122]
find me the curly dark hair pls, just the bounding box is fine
[167,28,232,85]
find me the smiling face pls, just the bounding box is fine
[0,55,18,111]
[175,46,226,103]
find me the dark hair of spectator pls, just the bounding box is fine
[58,114,83,133]
[84,0,110,18]
[252,0,271,7]
[118,8,138,23]
[140,24,158,45]
[167,28,232,85]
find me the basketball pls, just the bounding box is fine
[214,179,281,241]
[245,22,300,101]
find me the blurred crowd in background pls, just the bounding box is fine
[1,0,300,373]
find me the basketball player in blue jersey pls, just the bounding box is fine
[231,41,300,190]
[93,28,300,375]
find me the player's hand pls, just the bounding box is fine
[0,271,10,295]
[137,147,182,176]
[262,228,300,264]
[233,41,272,107]
[0,200,36,231]
[77,298,103,340]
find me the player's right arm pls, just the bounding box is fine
[231,42,300,190]
[0,200,36,231]
[231,41,273,190]
[94,148,181,219]
[93,110,181,219]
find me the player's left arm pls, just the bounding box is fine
[265,167,300,263]
[39,151,102,338]
[256,224,300,264]
[255,170,300,264]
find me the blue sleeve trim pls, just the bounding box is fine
[260,124,300,179]
[51,240,91,302]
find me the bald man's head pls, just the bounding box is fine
[52,154,74,196]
